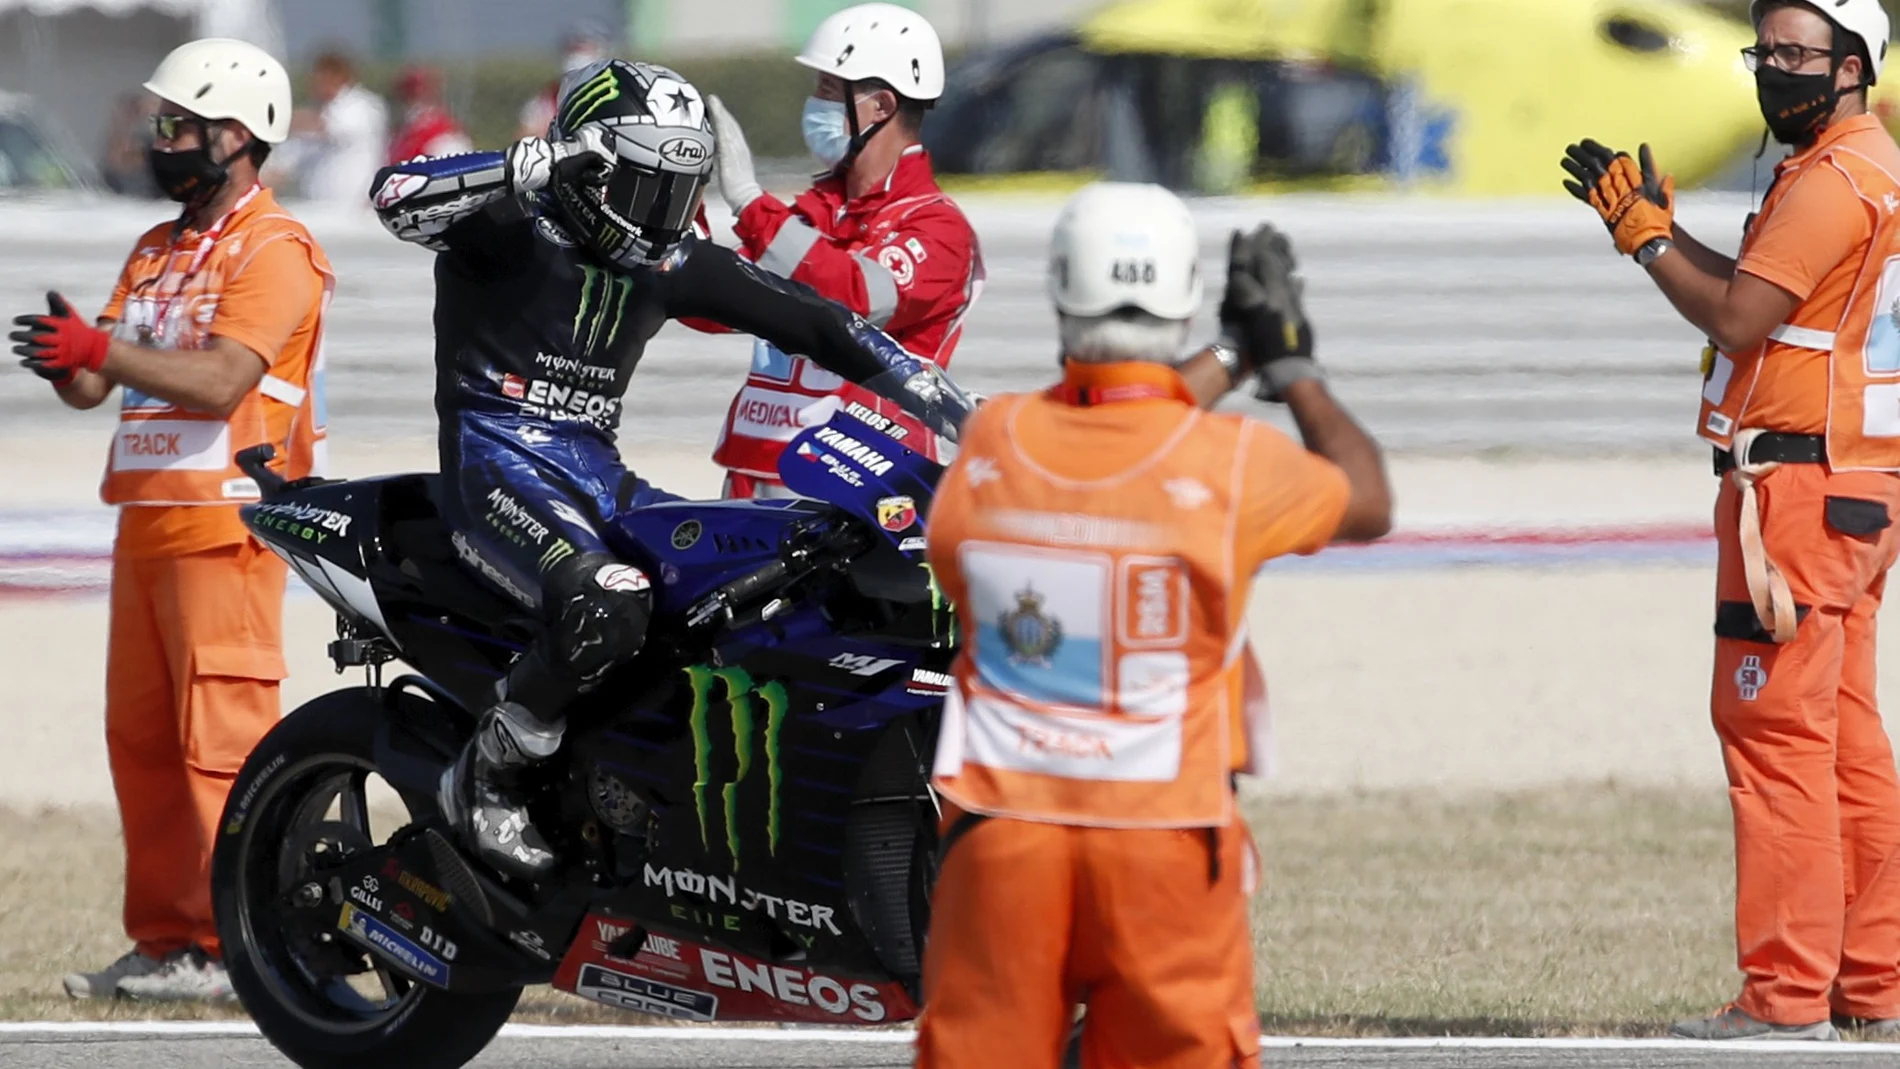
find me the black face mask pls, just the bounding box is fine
[1755,64,1841,145]
[147,144,231,207]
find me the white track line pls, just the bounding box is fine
[2,1021,1899,1053]
[0,1023,260,1036]
[1261,1035,1900,1053]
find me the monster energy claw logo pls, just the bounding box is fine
[561,66,621,129]
[923,562,955,642]
[575,264,634,353]
[687,666,787,871]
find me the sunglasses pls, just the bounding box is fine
[150,114,212,143]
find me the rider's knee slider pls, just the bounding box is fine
[544,551,653,687]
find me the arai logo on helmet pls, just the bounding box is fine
[658,136,709,168]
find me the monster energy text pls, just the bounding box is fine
[482,488,575,572]
[685,665,787,872]
[643,864,841,935]
[575,264,633,354]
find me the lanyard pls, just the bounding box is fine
[1052,380,1195,407]
[139,183,262,344]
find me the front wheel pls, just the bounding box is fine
[212,687,519,1069]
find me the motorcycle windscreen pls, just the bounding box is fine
[779,412,940,555]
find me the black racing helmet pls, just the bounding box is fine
[549,60,714,269]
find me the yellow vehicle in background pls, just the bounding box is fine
[923,0,1764,195]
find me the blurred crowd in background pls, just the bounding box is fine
[94,21,613,205]
[7,0,1900,203]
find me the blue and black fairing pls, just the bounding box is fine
[778,413,939,555]
[613,362,969,629]
[604,410,950,697]
[237,461,539,712]
[778,361,973,552]
[240,479,393,636]
[611,497,818,614]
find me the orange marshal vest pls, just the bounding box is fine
[925,376,1280,829]
[1699,121,1900,471]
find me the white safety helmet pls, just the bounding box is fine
[143,37,293,143]
[1050,183,1204,320]
[1752,0,1889,82]
[796,3,945,101]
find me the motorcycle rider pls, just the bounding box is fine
[369,59,936,881]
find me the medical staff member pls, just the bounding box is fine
[915,183,1392,1069]
[8,38,330,1003]
[703,3,982,498]
[1563,0,1900,1042]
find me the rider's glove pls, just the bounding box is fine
[902,368,946,408]
[1561,139,1674,257]
[506,126,614,196]
[707,95,763,212]
[1217,224,1319,402]
[9,291,107,386]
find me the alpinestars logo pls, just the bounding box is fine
[575,264,634,354]
[561,67,621,130]
[686,665,789,871]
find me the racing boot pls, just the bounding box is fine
[439,701,562,881]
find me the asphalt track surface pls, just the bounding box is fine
[0,191,1755,455]
[5,1025,1900,1069]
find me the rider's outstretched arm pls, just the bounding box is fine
[660,238,925,386]
[369,152,513,251]
[369,134,603,251]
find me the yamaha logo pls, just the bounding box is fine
[658,136,709,167]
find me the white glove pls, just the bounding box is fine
[708,95,763,211]
[507,126,613,195]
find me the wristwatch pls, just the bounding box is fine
[1635,237,1675,267]
[1207,341,1244,384]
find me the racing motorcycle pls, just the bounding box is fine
[211,367,972,1069]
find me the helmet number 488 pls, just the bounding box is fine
[1111,259,1158,284]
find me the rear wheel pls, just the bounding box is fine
[213,687,519,1069]
[846,715,940,999]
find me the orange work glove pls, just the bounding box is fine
[1561,140,1675,257]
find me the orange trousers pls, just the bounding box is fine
[915,806,1261,1069]
[1712,463,1900,1024]
[106,539,287,959]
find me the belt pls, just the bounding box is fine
[1721,428,1811,643]
[1712,431,1825,475]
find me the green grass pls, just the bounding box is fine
[0,787,1742,1034]
[1247,786,1735,1036]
